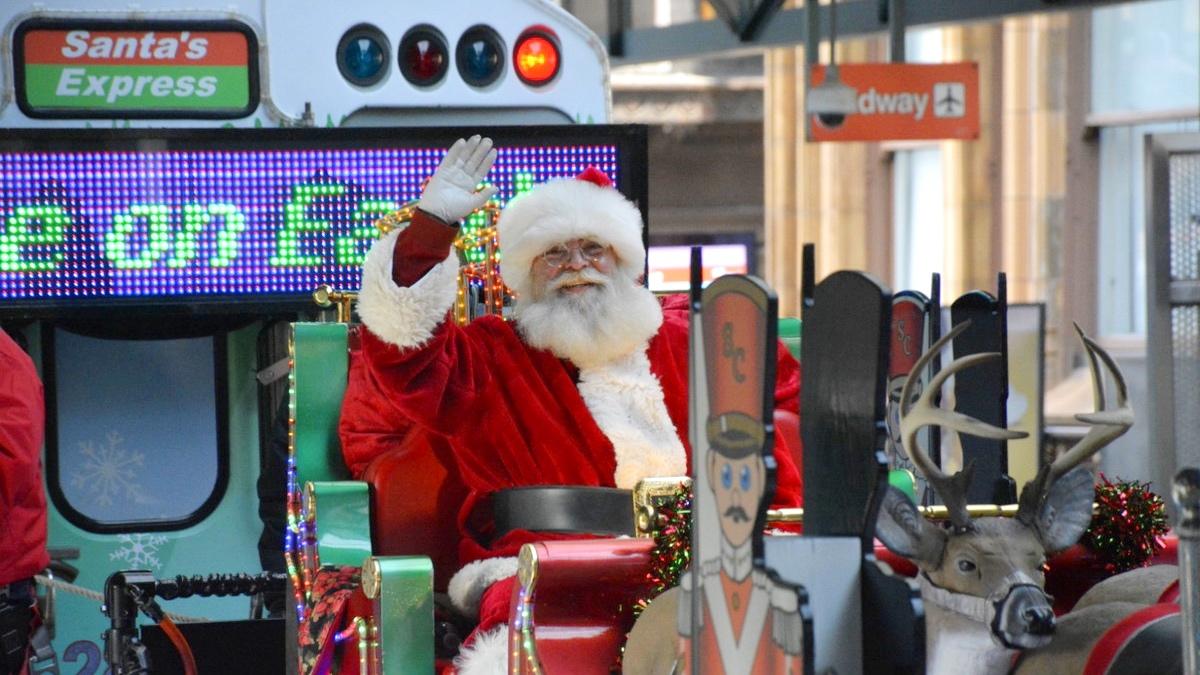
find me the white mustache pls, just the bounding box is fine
[551,268,609,291]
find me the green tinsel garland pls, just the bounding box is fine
[617,482,692,673]
[633,481,693,618]
[1080,474,1169,574]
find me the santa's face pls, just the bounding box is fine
[707,450,765,549]
[528,238,616,301]
[514,238,662,368]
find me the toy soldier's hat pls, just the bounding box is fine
[702,276,774,459]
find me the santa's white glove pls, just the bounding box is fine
[417,135,499,224]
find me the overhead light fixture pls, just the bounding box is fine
[707,0,784,42]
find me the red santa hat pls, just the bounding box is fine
[497,167,645,300]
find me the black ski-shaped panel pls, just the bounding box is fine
[801,271,891,536]
[928,274,943,475]
[950,282,1014,504]
[861,452,925,674]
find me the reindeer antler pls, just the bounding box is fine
[899,321,1028,532]
[1016,324,1133,523]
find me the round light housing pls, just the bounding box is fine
[399,25,449,87]
[456,25,505,88]
[336,25,390,87]
[513,28,560,86]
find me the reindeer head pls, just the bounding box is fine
[875,323,1133,650]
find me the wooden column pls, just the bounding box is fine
[764,46,803,315]
[1059,10,1098,383]
[941,22,1003,300]
[765,33,888,319]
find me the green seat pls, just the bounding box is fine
[289,322,433,673]
[778,317,801,359]
[887,468,918,502]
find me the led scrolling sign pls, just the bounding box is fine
[0,140,623,313]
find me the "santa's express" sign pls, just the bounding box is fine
[14,19,258,118]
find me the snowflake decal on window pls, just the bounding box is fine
[70,431,150,507]
[110,533,171,570]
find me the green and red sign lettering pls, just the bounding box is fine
[16,20,258,118]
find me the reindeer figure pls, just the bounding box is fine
[875,322,1135,675]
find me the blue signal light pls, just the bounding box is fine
[337,25,390,87]
[462,41,499,81]
[456,26,505,88]
[344,38,384,79]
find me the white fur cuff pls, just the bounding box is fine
[447,557,519,618]
[354,228,461,349]
[453,625,509,675]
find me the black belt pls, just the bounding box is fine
[492,486,634,540]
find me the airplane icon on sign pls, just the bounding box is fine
[933,82,965,118]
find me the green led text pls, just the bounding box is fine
[270,183,347,267]
[338,199,398,267]
[0,205,70,272]
[105,203,173,269]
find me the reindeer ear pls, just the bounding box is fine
[1035,466,1095,553]
[875,486,946,566]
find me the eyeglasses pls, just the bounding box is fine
[537,240,610,269]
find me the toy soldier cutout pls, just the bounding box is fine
[679,274,807,674]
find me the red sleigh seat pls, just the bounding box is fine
[319,320,805,673]
[360,433,467,592]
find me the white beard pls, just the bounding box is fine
[514,269,663,368]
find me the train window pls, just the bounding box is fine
[891,146,944,294]
[336,24,391,88]
[45,328,228,533]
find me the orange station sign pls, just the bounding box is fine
[807,62,979,142]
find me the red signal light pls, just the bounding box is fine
[513,29,559,86]
[399,25,449,87]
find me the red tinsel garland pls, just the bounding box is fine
[1080,473,1169,574]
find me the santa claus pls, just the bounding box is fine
[340,135,803,674]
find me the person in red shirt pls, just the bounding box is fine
[0,328,49,675]
[340,136,803,674]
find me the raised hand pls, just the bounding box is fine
[417,135,499,224]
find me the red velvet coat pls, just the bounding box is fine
[340,212,802,565]
[0,331,49,586]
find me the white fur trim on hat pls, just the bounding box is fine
[453,625,509,675]
[577,350,687,489]
[497,177,645,300]
[447,556,519,618]
[354,228,460,349]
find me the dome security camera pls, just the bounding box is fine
[806,65,858,129]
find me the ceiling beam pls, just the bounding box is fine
[611,0,1157,65]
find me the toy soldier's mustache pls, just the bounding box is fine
[723,506,750,523]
